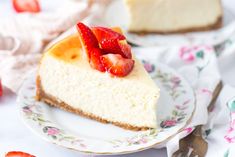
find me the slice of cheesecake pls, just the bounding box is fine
[124,0,223,33]
[36,23,160,130]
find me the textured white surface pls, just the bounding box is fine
[0,0,235,157]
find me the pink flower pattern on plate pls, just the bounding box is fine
[47,127,60,135]
[22,104,86,147]
[142,60,155,73]
[161,120,177,128]
[160,100,189,128]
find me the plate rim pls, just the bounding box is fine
[17,63,196,155]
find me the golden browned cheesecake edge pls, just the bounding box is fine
[36,76,151,131]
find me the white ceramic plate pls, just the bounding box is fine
[104,0,235,46]
[18,62,195,155]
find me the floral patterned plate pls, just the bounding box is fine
[104,0,235,47]
[17,62,195,155]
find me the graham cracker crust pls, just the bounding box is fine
[36,76,150,131]
[129,16,222,34]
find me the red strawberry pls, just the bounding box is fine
[76,22,99,58]
[117,40,132,59]
[100,39,120,54]
[92,27,125,42]
[12,0,41,13]
[89,48,105,72]
[92,26,131,59]
[100,54,134,77]
[0,80,2,96]
[100,39,132,59]
[5,151,36,157]
[76,23,134,76]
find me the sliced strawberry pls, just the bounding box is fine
[99,39,132,59]
[76,23,134,76]
[12,0,41,13]
[92,27,125,42]
[100,39,120,54]
[89,48,105,72]
[0,80,2,96]
[92,26,131,59]
[117,40,132,59]
[6,151,36,157]
[76,22,99,58]
[100,54,134,77]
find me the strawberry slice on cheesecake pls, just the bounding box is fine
[77,22,134,77]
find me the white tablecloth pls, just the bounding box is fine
[0,0,235,157]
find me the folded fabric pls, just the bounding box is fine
[133,43,221,156]
[200,85,235,157]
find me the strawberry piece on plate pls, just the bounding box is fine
[89,48,105,72]
[5,151,36,157]
[92,27,125,42]
[0,80,2,96]
[12,0,41,13]
[101,54,134,77]
[76,22,99,58]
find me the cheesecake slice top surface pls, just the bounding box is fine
[45,33,157,86]
[48,34,82,63]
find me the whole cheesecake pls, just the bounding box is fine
[36,23,160,130]
[124,0,223,33]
